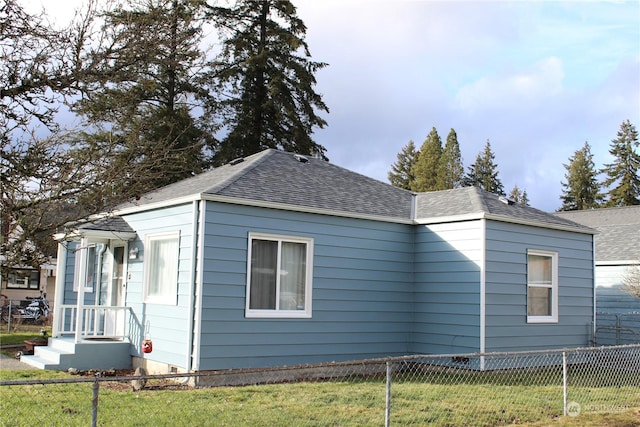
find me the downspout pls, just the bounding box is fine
[53,242,67,338]
[592,235,597,344]
[187,200,204,372]
[479,218,487,370]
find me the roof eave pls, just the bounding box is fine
[114,194,200,216]
[201,194,414,224]
[415,212,597,234]
[484,213,598,234]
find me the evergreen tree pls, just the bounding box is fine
[463,139,504,194]
[74,0,210,195]
[559,142,603,211]
[207,0,328,164]
[508,185,530,206]
[411,127,443,192]
[436,128,464,190]
[388,140,417,190]
[601,119,640,206]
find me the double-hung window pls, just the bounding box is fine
[143,231,180,305]
[527,249,558,323]
[246,233,313,318]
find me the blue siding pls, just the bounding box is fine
[484,221,594,352]
[196,202,414,370]
[412,220,483,354]
[122,203,195,369]
[62,242,77,305]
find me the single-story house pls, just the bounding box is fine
[554,206,640,344]
[22,149,596,373]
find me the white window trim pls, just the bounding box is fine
[527,249,559,324]
[73,239,97,293]
[143,231,180,305]
[245,232,313,319]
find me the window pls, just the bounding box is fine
[527,249,558,323]
[73,242,97,292]
[6,268,40,290]
[144,232,180,305]
[246,233,313,318]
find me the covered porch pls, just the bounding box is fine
[21,217,140,370]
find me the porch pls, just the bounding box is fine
[20,305,138,371]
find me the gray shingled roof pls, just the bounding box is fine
[114,149,594,233]
[554,206,640,262]
[120,149,415,220]
[77,216,136,233]
[415,187,593,231]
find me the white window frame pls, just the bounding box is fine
[527,249,559,323]
[143,231,180,305]
[73,240,97,293]
[245,232,313,319]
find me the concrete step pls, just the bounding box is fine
[20,338,132,371]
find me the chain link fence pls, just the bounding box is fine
[2,344,639,426]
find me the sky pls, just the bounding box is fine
[293,0,640,211]
[34,0,640,212]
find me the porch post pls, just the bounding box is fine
[75,238,88,343]
[53,242,67,338]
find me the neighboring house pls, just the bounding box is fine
[0,264,56,305]
[554,206,640,344]
[22,149,596,372]
[0,221,56,311]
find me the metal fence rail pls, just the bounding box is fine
[595,312,640,345]
[2,344,639,426]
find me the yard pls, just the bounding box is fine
[2,354,639,426]
[2,328,639,426]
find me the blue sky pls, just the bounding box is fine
[38,0,640,212]
[295,0,640,211]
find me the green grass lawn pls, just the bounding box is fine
[1,368,638,426]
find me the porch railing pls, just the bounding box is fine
[54,305,135,342]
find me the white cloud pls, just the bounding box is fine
[454,57,565,113]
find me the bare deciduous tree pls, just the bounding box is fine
[622,264,640,299]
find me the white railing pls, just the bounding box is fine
[54,305,134,342]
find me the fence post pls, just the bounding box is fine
[92,379,100,427]
[385,361,392,427]
[7,300,12,332]
[562,351,568,416]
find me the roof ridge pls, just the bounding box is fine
[469,186,490,213]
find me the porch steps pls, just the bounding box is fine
[20,337,132,371]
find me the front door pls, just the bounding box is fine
[100,243,126,337]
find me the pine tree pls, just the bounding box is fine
[508,185,530,206]
[601,120,640,206]
[436,128,464,190]
[559,142,603,211]
[207,0,328,164]
[388,140,417,190]
[75,0,210,194]
[463,139,504,194]
[411,127,443,192]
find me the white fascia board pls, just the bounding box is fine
[415,212,597,235]
[113,194,200,216]
[484,213,598,235]
[201,194,414,224]
[55,229,137,242]
[596,260,640,266]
